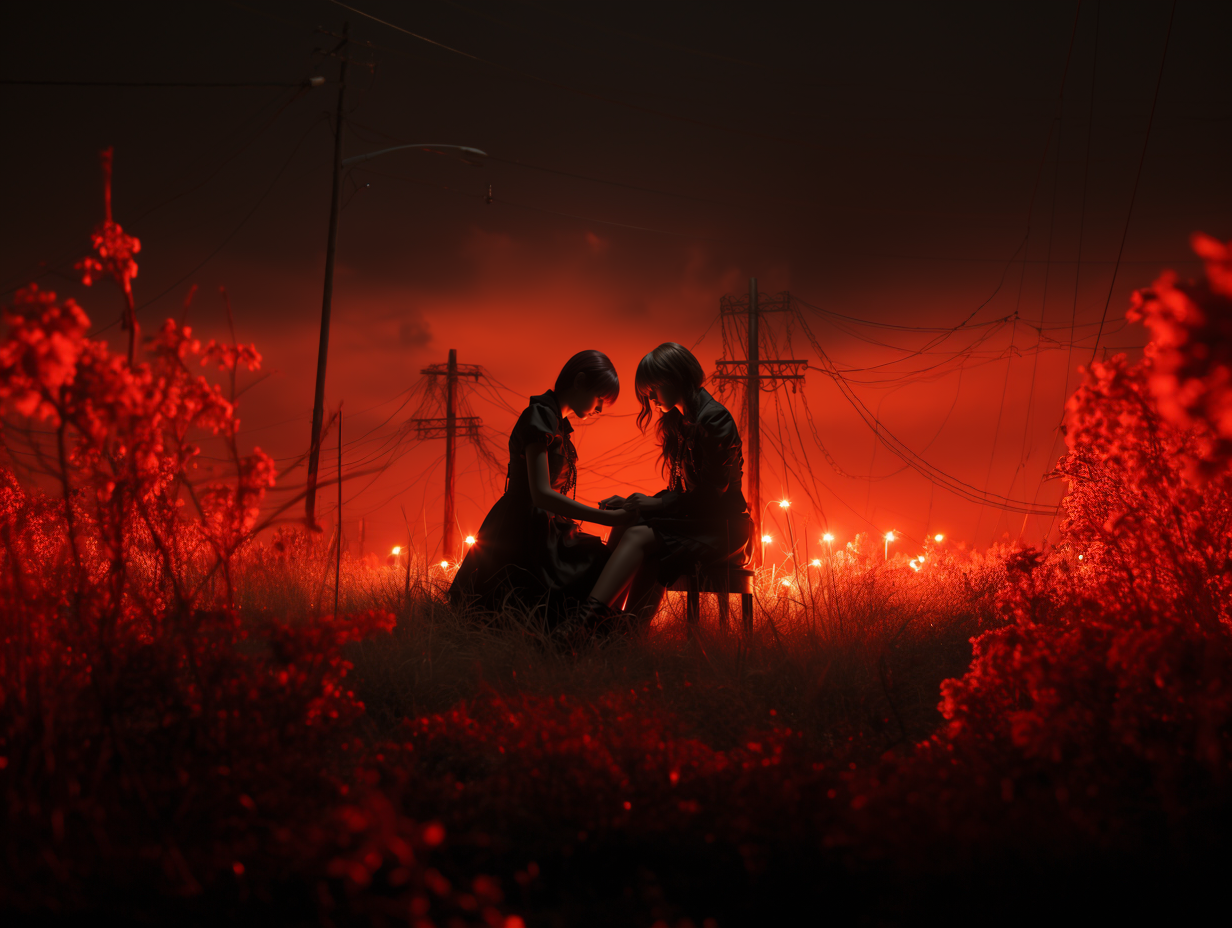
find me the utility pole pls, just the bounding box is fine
[413,349,482,560]
[444,349,458,558]
[305,22,349,530]
[746,278,760,549]
[713,279,806,565]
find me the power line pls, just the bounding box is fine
[791,306,1057,516]
[1,83,311,298]
[1032,0,1104,541]
[91,113,329,336]
[323,0,833,154]
[1,78,322,88]
[1088,0,1177,365]
[130,86,310,224]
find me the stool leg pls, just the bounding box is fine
[717,593,730,630]
[741,592,753,634]
[687,579,700,626]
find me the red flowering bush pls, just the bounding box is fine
[916,235,1232,860]
[0,205,500,922]
[1128,232,1232,480]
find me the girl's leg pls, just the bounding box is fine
[589,525,659,607]
[606,523,630,549]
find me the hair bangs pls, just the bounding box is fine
[554,350,619,404]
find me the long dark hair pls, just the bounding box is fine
[554,349,620,403]
[634,342,705,486]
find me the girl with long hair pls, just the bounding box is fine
[449,350,633,627]
[587,342,751,623]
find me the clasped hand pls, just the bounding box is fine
[599,493,653,512]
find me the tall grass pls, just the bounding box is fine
[228,535,1008,757]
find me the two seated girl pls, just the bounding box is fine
[449,342,751,633]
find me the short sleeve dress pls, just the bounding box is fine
[638,389,753,586]
[449,390,610,625]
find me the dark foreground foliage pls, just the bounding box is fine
[1,190,1230,924]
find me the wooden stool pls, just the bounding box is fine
[668,565,755,633]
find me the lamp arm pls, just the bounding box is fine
[341,143,487,167]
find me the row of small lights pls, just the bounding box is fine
[758,500,941,586]
[763,500,944,575]
[391,535,477,570]
[393,500,949,573]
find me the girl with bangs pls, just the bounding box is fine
[587,342,752,625]
[449,350,633,627]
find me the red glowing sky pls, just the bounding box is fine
[3,0,1229,557]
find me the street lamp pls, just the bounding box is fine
[884,530,895,561]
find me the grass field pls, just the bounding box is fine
[4,237,1231,924]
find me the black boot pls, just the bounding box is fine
[580,596,635,640]
[550,597,604,650]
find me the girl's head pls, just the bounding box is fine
[634,342,705,434]
[554,350,619,420]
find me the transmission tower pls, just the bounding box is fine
[413,348,482,560]
[713,278,806,565]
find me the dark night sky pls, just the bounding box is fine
[3,0,1230,557]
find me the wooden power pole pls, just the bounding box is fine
[413,349,482,560]
[714,279,807,565]
[444,349,458,558]
[746,277,760,553]
[305,22,349,530]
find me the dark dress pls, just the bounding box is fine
[448,390,610,625]
[640,388,753,586]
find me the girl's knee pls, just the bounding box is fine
[622,525,655,549]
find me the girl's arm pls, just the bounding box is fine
[525,443,630,526]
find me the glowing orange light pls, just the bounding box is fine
[761,534,773,544]
[778,499,790,509]
[822,533,834,543]
[781,579,792,587]
[934,533,944,543]
[391,545,401,556]
[909,559,921,572]
[810,558,822,567]
[465,535,476,545]
[885,531,895,542]
[439,560,450,569]
[1078,554,1084,561]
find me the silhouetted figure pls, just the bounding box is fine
[449,351,631,629]
[589,342,752,626]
